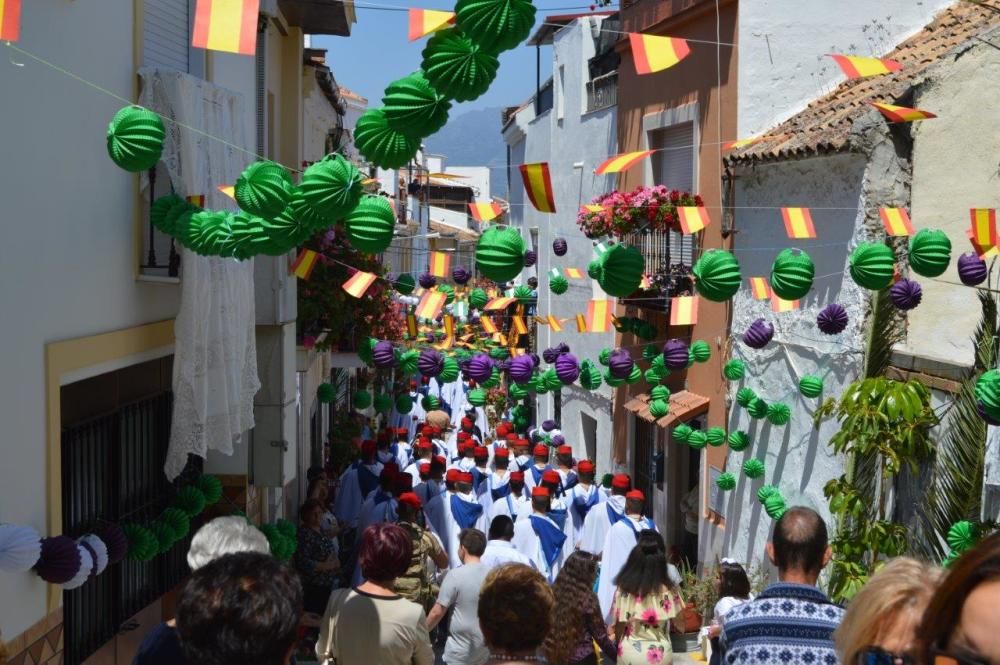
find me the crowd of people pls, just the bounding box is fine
[125,409,1000,665]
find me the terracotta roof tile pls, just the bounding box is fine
[623,391,710,427]
[728,1,1000,164]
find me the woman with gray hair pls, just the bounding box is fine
[132,516,271,665]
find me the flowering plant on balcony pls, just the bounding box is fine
[576,185,703,239]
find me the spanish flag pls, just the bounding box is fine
[290,249,319,280]
[519,163,557,213]
[595,150,654,175]
[469,201,502,222]
[218,184,236,200]
[582,204,607,214]
[670,296,699,326]
[342,270,377,298]
[771,296,800,313]
[677,207,711,234]
[749,277,771,300]
[407,8,455,41]
[829,54,901,79]
[723,136,765,151]
[186,194,206,207]
[429,251,451,278]
[512,316,529,335]
[416,290,446,320]
[879,208,915,237]
[443,314,455,337]
[0,0,21,42]
[871,103,936,123]
[969,209,999,258]
[547,315,564,332]
[781,207,817,239]
[565,268,584,279]
[480,316,498,334]
[587,299,613,333]
[193,0,260,56]
[629,33,691,75]
[406,313,418,337]
[576,314,587,333]
[485,297,516,311]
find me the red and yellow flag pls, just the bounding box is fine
[407,8,455,41]
[406,313,418,337]
[576,314,587,333]
[781,207,817,239]
[547,315,564,332]
[677,207,711,234]
[512,316,529,335]
[582,204,607,214]
[429,251,451,278]
[771,296,800,313]
[749,277,771,300]
[343,270,377,298]
[519,163,557,213]
[0,0,21,42]
[722,136,764,151]
[290,249,319,281]
[565,268,584,279]
[218,184,236,200]
[629,33,691,75]
[469,201,502,222]
[829,54,902,79]
[871,103,936,123]
[879,208,915,237]
[595,150,654,175]
[669,296,699,326]
[416,290,446,320]
[193,0,259,56]
[485,297,516,311]
[587,299,613,333]
[969,208,999,258]
[186,194,206,207]
[480,315,498,334]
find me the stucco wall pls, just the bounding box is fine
[302,67,341,163]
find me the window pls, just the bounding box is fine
[556,65,566,120]
[143,0,204,77]
[633,416,656,501]
[650,122,697,265]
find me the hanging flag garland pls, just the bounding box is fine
[871,102,936,123]
[469,201,503,222]
[629,33,692,75]
[595,150,654,175]
[519,163,557,213]
[407,8,456,41]
[192,0,260,56]
[781,207,817,239]
[828,54,902,79]
[0,0,20,42]
[879,208,915,236]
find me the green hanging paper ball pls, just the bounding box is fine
[642,344,659,363]
[509,383,528,400]
[535,382,549,395]
[317,383,336,404]
[743,459,765,479]
[469,288,489,310]
[438,284,456,305]
[728,431,750,452]
[300,154,364,219]
[421,28,500,102]
[946,520,979,553]
[151,520,178,554]
[476,226,526,282]
[590,244,645,297]
[421,394,440,411]
[395,394,413,414]
[693,250,741,302]
[382,71,451,138]
[454,0,537,54]
[513,284,534,304]
[687,430,708,449]
[767,402,791,425]
[736,387,756,408]
[975,370,1000,420]
[123,524,158,562]
[355,108,421,169]
[706,427,726,447]
[799,375,824,398]
[374,394,393,414]
[723,360,745,381]
[344,195,396,254]
[770,248,815,300]
[106,105,165,172]
[276,518,297,542]
[649,399,669,419]
[440,357,460,383]
[468,388,488,406]
[644,368,662,385]
[151,195,192,236]
[716,472,737,491]
[650,355,668,377]
[626,365,642,385]
[354,390,373,409]
[550,274,569,295]
[673,423,693,442]
[757,484,780,504]
[579,360,602,390]
[543,368,563,392]
[690,340,712,363]
[398,349,420,375]
[160,507,190,543]
[261,198,314,250]
[635,321,658,341]
[603,369,624,387]
[747,397,769,419]
[598,348,612,366]
[396,273,416,295]
[908,229,952,278]
[358,338,377,365]
[287,187,335,232]
[489,347,509,362]
[764,493,787,520]
[196,475,223,505]
[650,385,670,402]
[235,160,293,219]
[174,486,207,518]
[849,242,895,290]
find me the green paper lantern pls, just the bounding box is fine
[123,524,158,562]
[354,390,373,409]
[626,365,642,385]
[161,507,191,542]
[535,382,549,395]
[706,427,726,447]
[509,383,528,400]
[152,195,192,236]
[317,383,335,404]
[486,367,503,388]
[300,154,363,219]
[687,430,708,449]
[345,195,396,254]
[550,274,569,295]
[196,475,223,505]
[849,242,895,290]
[395,394,413,414]
[355,108,421,169]
[643,368,661,385]
[276,518,297,542]
[728,431,750,452]
[673,423,693,442]
[148,521,173,555]
[438,284,456,305]
[975,370,1000,420]
[770,248,815,300]
[454,0,536,54]
[650,355,668,377]
[286,187,335,232]
[543,368,563,392]
[590,244,645,297]
[642,344,660,363]
[488,347,509,361]
[261,199,314,250]
[764,493,787,520]
[603,369,624,387]
[649,399,669,419]
[579,360,602,390]
[421,394,440,411]
[468,388,488,406]
[598,348,612,366]
[736,387,756,408]
[513,285,534,303]
[690,340,711,363]
[716,472,736,491]
[693,250,741,302]
[723,360,745,381]
[743,459,765,479]
[106,105,165,172]
[946,520,979,553]
[747,397,769,419]
[757,485,780,504]
[650,385,670,402]
[476,226,526,282]
[235,160,293,219]
[382,71,451,138]
[174,486,207,518]
[908,229,952,278]
[469,288,489,310]
[635,322,658,341]
[358,338,377,365]
[421,28,500,102]
[440,357,460,383]
[374,394,393,414]
[396,273,416,295]
[799,375,824,398]
[767,402,791,426]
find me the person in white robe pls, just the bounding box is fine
[481,448,513,516]
[470,445,493,509]
[509,438,532,473]
[523,444,553,490]
[412,463,440,507]
[511,487,566,583]
[488,471,529,521]
[450,437,477,471]
[567,460,606,539]
[429,470,488,568]
[597,489,658,621]
[553,444,578,494]
[356,467,398,532]
[578,473,631,554]
[333,440,383,530]
[404,438,434,485]
[536,469,574,564]
[390,427,413,469]
[481,514,535,571]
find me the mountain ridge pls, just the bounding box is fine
[424,106,507,197]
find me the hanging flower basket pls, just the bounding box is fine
[576,185,704,239]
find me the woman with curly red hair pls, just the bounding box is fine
[543,551,619,665]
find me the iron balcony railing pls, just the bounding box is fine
[618,228,695,312]
[586,71,618,113]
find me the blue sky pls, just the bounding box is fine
[313,2,592,113]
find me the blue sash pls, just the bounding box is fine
[471,467,488,493]
[623,517,655,534]
[607,502,626,527]
[491,482,512,502]
[424,483,435,505]
[389,443,399,458]
[356,462,380,498]
[373,490,392,506]
[450,494,484,529]
[548,507,568,532]
[529,464,549,487]
[562,471,579,493]
[572,488,600,522]
[530,515,567,571]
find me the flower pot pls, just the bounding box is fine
[678,601,702,633]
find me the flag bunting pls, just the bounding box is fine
[547,315,564,332]
[670,296,699,326]
[749,277,771,300]
[429,251,451,278]
[193,0,259,56]
[485,297,516,311]
[406,313,418,337]
[290,249,319,281]
[582,204,607,214]
[519,163,557,213]
[415,291,446,320]
[771,296,800,313]
[829,54,902,79]
[677,206,711,234]
[969,208,999,258]
[629,33,691,75]
[469,201,503,222]
[879,208,915,237]
[587,299,613,333]
[480,316,498,334]
[407,8,455,41]
[722,136,764,151]
[0,0,21,42]
[576,314,587,332]
[512,316,529,335]
[565,268,584,279]
[781,207,817,239]
[342,270,376,298]
[595,150,654,175]
[871,103,936,123]
[186,194,205,207]
[218,184,236,200]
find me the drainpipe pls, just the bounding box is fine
[535,44,541,115]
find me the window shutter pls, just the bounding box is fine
[143,0,190,72]
[649,121,696,266]
[255,25,267,156]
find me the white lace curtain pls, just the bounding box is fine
[138,68,261,481]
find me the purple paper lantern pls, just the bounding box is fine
[466,354,494,383]
[817,303,849,335]
[552,434,565,446]
[372,340,396,368]
[418,272,437,289]
[530,353,541,368]
[452,265,471,285]
[608,349,634,379]
[662,339,689,370]
[977,400,1000,426]
[542,346,562,364]
[558,342,570,354]
[555,353,581,384]
[889,278,923,311]
[510,355,534,383]
[97,524,128,565]
[743,319,774,349]
[553,237,568,256]
[34,535,82,584]
[523,250,537,267]
[958,252,988,286]
[542,419,557,432]
[418,349,445,377]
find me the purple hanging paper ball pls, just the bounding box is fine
[553,237,568,256]
[418,272,437,289]
[555,353,581,384]
[608,349,634,379]
[523,250,537,267]
[552,434,565,446]
[542,346,562,364]
[889,278,923,311]
[451,265,471,284]
[977,400,1000,425]
[817,303,849,335]
[34,535,82,584]
[542,419,557,432]
[958,252,988,286]
[662,339,689,370]
[558,342,570,354]
[466,354,494,383]
[530,353,541,368]
[97,524,128,565]
[418,349,445,377]
[510,355,534,383]
[373,340,396,368]
[498,359,512,373]
[743,318,774,349]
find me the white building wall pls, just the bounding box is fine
[737,0,952,138]
[445,166,491,201]
[302,68,342,163]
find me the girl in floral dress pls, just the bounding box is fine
[611,530,685,665]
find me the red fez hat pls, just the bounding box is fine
[505,433,518,442]
[578,460,595,474]
[361,440,376,455]
[445,468,460,483]
[496,423,510,437]
[419,462,431,474]
[433,455,447,467]
[612,474,631,490]
[396,427,409,436]
[398,492,422,509]
[457,431,471,442]
[557,445,572,456]
[383,462,399,474]
[516,438,531,448]
[421,376,430,385]
[510,471,525,481]
[542,470,561,485]
[626,489,645,501]
[533,444,549,457]
[461,417,473,429]
[531,486,550,498]
[379,467,396,481]
[416,438,433,450]
[394,474,414,493]
[494,447,509,458]
[457,471,474,484]
[409,380,418,389]
[474,446,489,457]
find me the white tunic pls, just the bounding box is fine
[579,494,626,554]
[512,513,564,582]
[333,461,384,529]
[489,492,530,522]
[597,515,658,621]
[567,483,607,540]
[481,539,535,571]
[428,490,488,568]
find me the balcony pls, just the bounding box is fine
[278,0,355,36]
[586,71,617,113]
[618,228,695,312]
[535,78,554,116]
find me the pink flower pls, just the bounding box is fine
[646,646,665,664]
[640,608,659,625]
[302,335,316,349]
